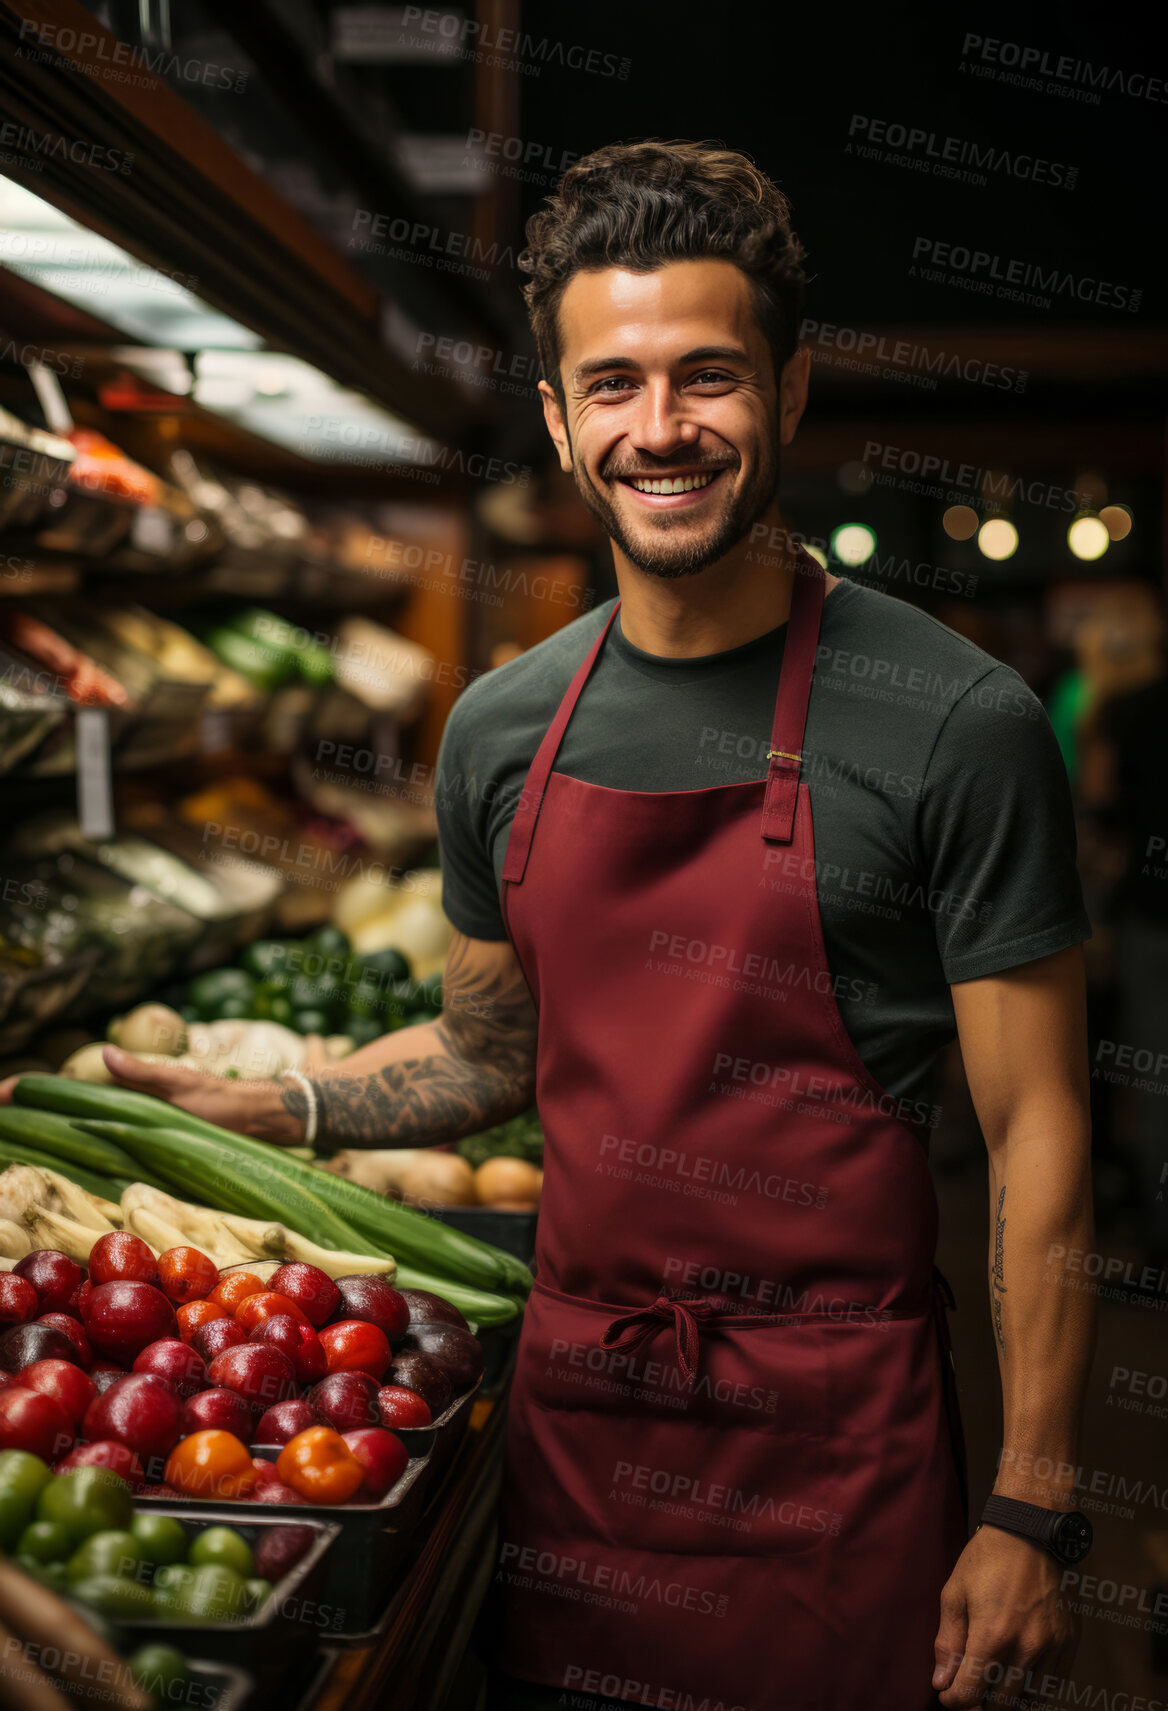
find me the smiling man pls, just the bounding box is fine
[92,140,1095,1710]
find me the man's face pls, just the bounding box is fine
[540,259,805,579]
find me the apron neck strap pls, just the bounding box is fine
[502,602,620,885]
[501,552,826,885]
[761,554,825,844]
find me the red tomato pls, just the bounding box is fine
[235,1292,310,1331]
[17,1359,96,1425]
[0,1275,38,1326]
[88,1231,159,1287]
[318,1320,391,1381]
[56,1440,146,1490]
[249,1316,328,1385]
[341,1427,408,1498]
[156,1246,219,1304]
[0,1386,73,1460]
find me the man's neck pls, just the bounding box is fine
[613,528,836,659]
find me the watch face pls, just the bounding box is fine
[1052,1512,1093,1563]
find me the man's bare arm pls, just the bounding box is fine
[932,944,1094,1706]
[60,933,539,1149]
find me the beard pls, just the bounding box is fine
[569,434,781,580]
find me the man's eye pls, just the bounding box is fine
[689,370,733,386]
[591,376,634,394]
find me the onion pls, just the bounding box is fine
[60,1043,115,1083]
[474,1158,542,1207]
[108,1003,187,1056]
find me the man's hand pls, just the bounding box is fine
[933,1526,1077,1706]
[0,1047,304,1143]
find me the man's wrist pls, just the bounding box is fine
[245,1076,312,1144]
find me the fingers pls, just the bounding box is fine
[0,1076,17,1105]
[102,1044,194,1095]
[933,1587,968,1695]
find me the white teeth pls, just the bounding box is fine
[628,471,716,494]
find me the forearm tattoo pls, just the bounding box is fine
[278,934,539,1149]
[991,1184,1007,1353]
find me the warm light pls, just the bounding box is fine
[978,518,1018,561]
[942,505,979,541]
[831,524,876,566]
[1068,515,1110,561]
[802,543,828,568]
[1099,505,1133,542]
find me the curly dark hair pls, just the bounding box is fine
[518,138,808,410]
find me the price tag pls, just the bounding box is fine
[76,708,114,841]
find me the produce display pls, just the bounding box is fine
[0,1087,531,1318]
[0,1449,307,1622]
[0,1221,484,1515]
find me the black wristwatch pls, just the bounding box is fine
[979,1495,1093,1565]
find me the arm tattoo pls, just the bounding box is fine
[280,934,539,1150]
[991,1184,1007,1353]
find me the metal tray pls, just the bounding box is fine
[115,1508,338,1672]
[136,1452,435,1638]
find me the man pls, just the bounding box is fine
[98,142,1095,1710]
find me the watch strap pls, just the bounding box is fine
[981,1494,1057,1546]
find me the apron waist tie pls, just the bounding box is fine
[599,1294,718,1386]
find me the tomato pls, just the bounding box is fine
[209,1272,266,1313]
[66,1528,145,1583]
[156,1247,218,1305]
[164,1430,259,1501]
[0,1449,53,1548]
[318,1320,391,1381]
[88,1232,159,1287]
[235,1292,310,1331]
[0,1274,38,1326]
[36,1314,93,1369]
[0,1387,74,1462]
[130,1513,188,1567]
[176,1300,230,1342]
[276,1427,365,1504]
[18,1360,96,1425]
[249,1316,327,1385]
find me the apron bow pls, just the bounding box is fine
[599,1294,718,1386]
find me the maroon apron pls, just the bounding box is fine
[494,555,967,1711]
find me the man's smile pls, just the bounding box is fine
[612,467,730,508]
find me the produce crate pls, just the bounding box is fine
[114,1508,338,1676]
[189,1661,253,1711]
[136,1453,435,1639]
[430,1205,538,1265]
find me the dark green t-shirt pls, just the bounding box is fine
[434,578,1090,1110]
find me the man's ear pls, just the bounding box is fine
[778,346,811,448]
[539,379,573,473]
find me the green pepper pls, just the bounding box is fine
[252,982,295,1026]
[187,967,257,1021]
[240,939,296,982]
[360,948,411,984]
[311,926,351,958]
[343,1014,383,1048]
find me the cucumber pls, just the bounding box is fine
[75,1123,373,1255]
[14,1075,532,1297]
[0,1106,145,1179]
[0,1139,123,1202]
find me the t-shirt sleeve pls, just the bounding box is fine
[434,696,509,942]
[916,665,1092,983]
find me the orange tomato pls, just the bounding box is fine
[157,1246,219,1304]
[165,1429,259,1500]
[176,1300,230,1342]
[277,1426,365,1504]
[235,1291,311,1331]
[209,1271,266,1312]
